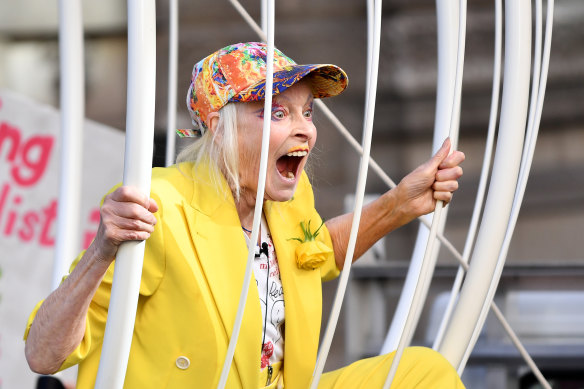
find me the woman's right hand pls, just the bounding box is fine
[25,185,158,375]
[93,186,159,264]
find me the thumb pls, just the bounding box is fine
[430,137,451,168]
[147,197,159,213]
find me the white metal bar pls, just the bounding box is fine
[459,0,543,369]
[458,0,544,371]
[94,0,157,387]
[526,0,543,152]
[489,301,551,388]
[52,0,85,290]
[315,98,467,271]
[383,0,466,385]
[365,0,373,129]
[438,0,532,370]
[380,0,459,355]
[216,2,275,387]
[432,0,502,351]
[225,0,479,273]
[434,243,554,389]
[384,207,446,388]
[496,5,553,381]
[228,0,266,41]
[227,0,552,384]
[165,0,178,167]
[537,1,554,136]
[261,0,267,34]
[315,100,470,267]
[314,100,397,188]
[457,1,554,384]
[309,0,381,387]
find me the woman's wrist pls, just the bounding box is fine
[86,237,117,269]
[383,185,410,229]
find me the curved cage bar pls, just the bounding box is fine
[224,3,553,385]
[226,0,471,271]
[381,0,460,354]
[74,1,556,387]
[438,0,532,370]
[432,0,502,351]
[459,0,554,378]
[52,0,85,290]
[165,0,178,167]
[310,0,382,386]
[383,0,466,386]
[94,0,157,387]
[216,1,275,387]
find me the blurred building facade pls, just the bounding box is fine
[1,0,583,387]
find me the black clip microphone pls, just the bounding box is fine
[256,242,269,258]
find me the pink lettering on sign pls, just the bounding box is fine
[40,199,57,246]
[0,182,100,248]
[0,105,100,250]
[83,208,100,249]
[0,183,57,246]
[0,121,54,187]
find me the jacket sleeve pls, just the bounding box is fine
[23,187,167,371]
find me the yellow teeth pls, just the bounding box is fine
[287,172,295,179]
[286,150,308,157]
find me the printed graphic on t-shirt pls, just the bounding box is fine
[253,225,285,369]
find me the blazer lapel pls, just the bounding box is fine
[182,164,262,389]
[264,201,323,389]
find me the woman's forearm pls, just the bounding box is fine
[326,189,406,270]
[326,139,464,270]
[25,186,158,374]
[25,244,111,374]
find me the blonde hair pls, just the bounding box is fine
[176,103,243,200]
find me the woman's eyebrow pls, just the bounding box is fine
[252,102,285,116]
[252,92,312,114]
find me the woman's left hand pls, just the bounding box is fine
[326,137,464,268]
[394,138,465,226]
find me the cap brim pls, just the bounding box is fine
[229,64,348,103]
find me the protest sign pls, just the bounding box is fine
[0,89,125,388]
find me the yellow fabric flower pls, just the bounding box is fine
[295,240,334,270]
[290,220,334,270]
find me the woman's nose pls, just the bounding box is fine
[292,113,316,140]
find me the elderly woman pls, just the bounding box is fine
[25,42,465,388]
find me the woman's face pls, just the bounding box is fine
[236,81,317,203]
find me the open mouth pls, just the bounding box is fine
[276,146,309,180]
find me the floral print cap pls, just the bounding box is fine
[183,42,348,134]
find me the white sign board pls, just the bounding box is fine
[0,89,125,388]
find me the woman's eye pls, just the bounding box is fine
[273,110,285,119]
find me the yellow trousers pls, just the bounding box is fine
[259,347,465,388]
[318,347,465,389]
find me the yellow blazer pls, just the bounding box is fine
[26,161,339,388]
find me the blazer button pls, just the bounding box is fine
[176,356,190,370]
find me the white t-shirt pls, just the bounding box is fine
[243,216,285,369]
